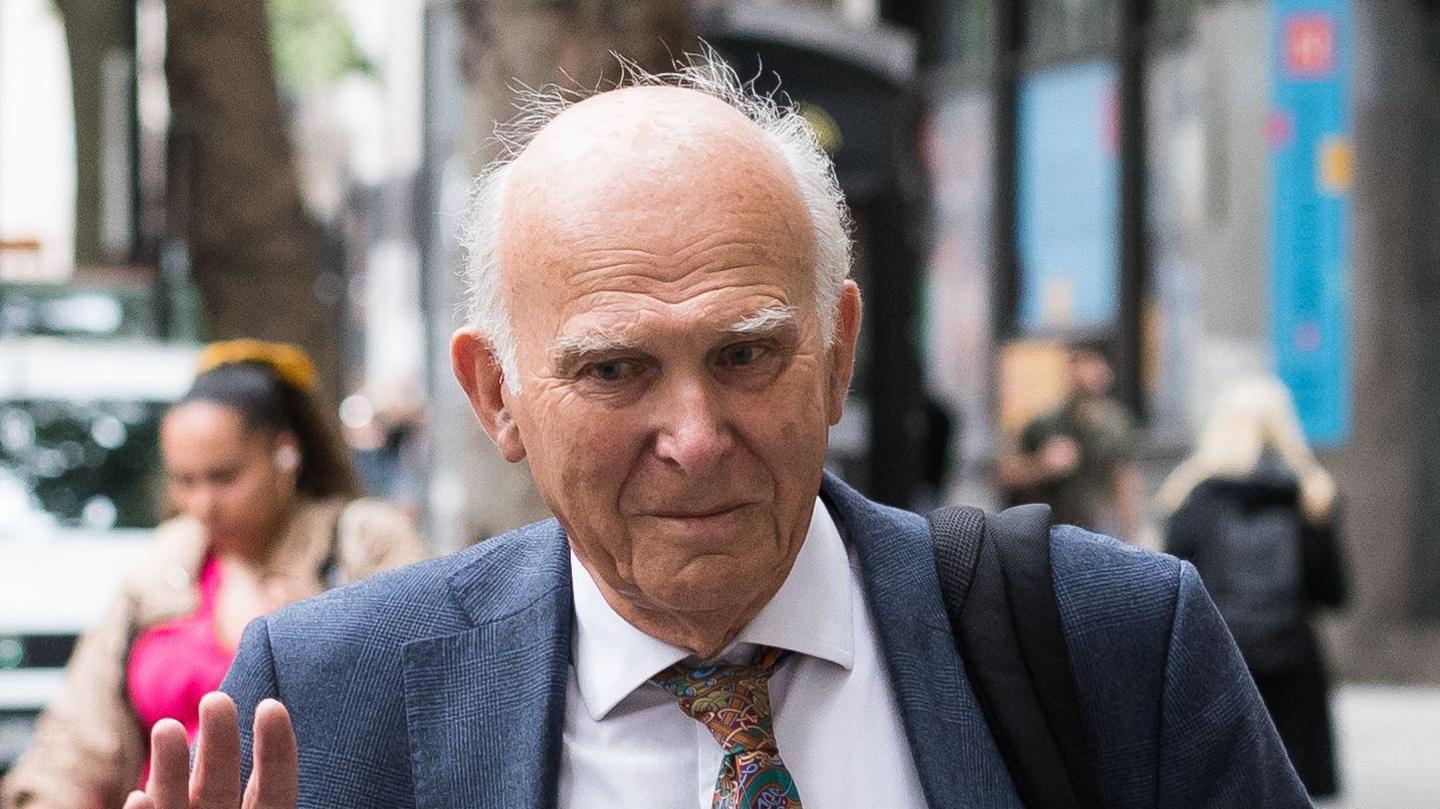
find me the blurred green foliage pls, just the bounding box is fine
[1,400,167,530]
[267,0,373,94]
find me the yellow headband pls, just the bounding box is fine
[197,339,318,393]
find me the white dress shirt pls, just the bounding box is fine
[558,497,929,808]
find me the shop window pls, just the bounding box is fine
[1016,61,1121,333]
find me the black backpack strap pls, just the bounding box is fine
[929,504,986,614]
[929,504,1103,809]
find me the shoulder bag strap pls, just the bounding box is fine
[929,504,986,619]
[930,503,1101,809]
[987,505,1103,809]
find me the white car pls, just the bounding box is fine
[0,337,197,773]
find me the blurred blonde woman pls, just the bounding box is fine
[1159,376,1347,799]
[1,341,428,809]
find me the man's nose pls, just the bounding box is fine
[652,377,735,471]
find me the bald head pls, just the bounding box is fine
[498,86,816,318]
[459,56,854,385]
[517,85,763,172]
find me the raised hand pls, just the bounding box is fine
[121,692,298,809]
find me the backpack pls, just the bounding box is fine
[1204,499,1307,674]
[929,504,1103,809]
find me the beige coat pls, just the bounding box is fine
[0,498,427,809]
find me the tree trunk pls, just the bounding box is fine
[459,0,697,127]
[53,0,132,267]
[163,0,339,400]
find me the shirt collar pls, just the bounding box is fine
[569,496,855,721]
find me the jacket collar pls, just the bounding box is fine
[403,519,574,809]
[819,472,1019,808]
[257,497,348,576]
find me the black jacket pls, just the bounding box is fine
[1166,461,1346,671]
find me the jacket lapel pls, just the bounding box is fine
[821,473,1022,809]
[402,521,573,809]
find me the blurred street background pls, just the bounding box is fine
[1,0,1438,801]
[1316,685,1440,808]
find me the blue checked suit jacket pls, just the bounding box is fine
[222,473,1310,808]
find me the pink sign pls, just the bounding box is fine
[1285,14,1335,78]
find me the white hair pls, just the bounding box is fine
[458,49,854,389]
[1157,376,1338,523]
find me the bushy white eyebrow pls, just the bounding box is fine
[548,305,800,367]
[549,328,632,363]
[724,305,799,337]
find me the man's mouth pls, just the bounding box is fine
[646,503,750,520]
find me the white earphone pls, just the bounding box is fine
[274,444,301,473]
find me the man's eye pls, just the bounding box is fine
[721,344,762,367]
[585,359,635,383]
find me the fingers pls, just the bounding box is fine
[243,699,298,809]
[146,718,190,809]
[136,693,296,809]
[191,692,242,807]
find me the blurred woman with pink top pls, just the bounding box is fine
[1,340,427,809]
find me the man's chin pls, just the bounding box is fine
[634,555,784,617]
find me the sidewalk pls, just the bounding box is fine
[1314,684,1440,808]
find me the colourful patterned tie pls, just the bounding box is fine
[651,647,804,809]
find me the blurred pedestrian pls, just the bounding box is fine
[341,388,426,521]
[997,341,1143,539]
[0,340,427,809]
[1159,376,1348,799]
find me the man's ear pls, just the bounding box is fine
[451,328,527,463]
[826,280,863,425]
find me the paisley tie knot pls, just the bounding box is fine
[651,646,804,809]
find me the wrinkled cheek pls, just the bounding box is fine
[767,415,829,520]
[547,417,634,511]
[548,421,643,580]
[771,402,830,459]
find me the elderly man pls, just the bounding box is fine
[123,59,1307,809]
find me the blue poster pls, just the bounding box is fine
[1017,61,1120,333]
[1269,0,1353,445]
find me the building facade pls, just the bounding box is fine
[913,0,1440,681]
